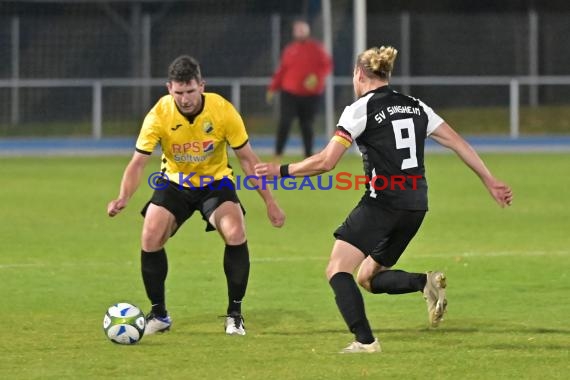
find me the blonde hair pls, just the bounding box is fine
[357,46,398,80]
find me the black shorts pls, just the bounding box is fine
[333,198,426,267]
[141,180,245,234]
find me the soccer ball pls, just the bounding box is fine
[103,302,146,344]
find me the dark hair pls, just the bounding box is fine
[168,55,202,83]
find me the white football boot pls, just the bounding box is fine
[144,313,172,336]
[423,271,447,327]
[224,313,246,336]
[340,338,381,353]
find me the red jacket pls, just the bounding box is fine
[269,39,333,96]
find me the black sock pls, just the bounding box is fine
[224,242,250,315]
[141,249,168,317]
[329,272,375,344]
[370,270,427,294]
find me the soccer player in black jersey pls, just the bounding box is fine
[255,46,512,353]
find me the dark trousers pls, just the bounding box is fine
[275,91,320,157]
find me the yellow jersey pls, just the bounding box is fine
[136,92,248,187]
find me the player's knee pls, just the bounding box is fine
[141,226,169,251]
[325,261,339,281]
[141,237,166,252]
[222,226,246,246]
[356,273,372,292]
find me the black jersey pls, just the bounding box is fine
[335,85,443,210]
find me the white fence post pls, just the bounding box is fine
[142,13,152,110]
[231,80,241,112]
[270,14,280,122]
[11,16,20,125]
[509,79,520,139]
[528,8,539,107]
[322,0,334,138]
[92,81,103,140]
[400,11,411,95]
[353,0,366,64]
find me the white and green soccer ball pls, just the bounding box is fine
[103,302,146,344]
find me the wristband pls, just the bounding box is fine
[279,164,290,178]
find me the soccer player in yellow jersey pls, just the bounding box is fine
[107,55,285,336]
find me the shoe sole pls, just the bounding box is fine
[225,329,246,336]
[340,350,380,353]
[226,332,246,336]
[340,342,382,353]
[340,347,381,353]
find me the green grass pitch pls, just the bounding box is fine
[0,152,568,379]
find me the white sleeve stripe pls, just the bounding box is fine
[416,98,444,136]
[336,93,374,140]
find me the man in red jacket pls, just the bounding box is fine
[267,19,333,159]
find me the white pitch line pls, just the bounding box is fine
[0,263,45,269]
[1,250,567,270]
[427,250,569,258]
[250,250,569,262]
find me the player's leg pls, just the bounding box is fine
[275,91,297,159]
[207,195,248,335]
[140,203,178,334]
[355,256,387,292]
[359,210,447,326]
[363,264,447,327]
[297,95,319,157]
[358,257,427,295]
[139,182,193,335]
[359,209,427,294]
[329,200,387,352]
[326,240,380,353]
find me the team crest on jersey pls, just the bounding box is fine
[202,140,214,153]
[203,121,214,134]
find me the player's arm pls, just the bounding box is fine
[430,122,513,207]
[255,138,348,178]
[107,152,151,217]
[233,142,285,228]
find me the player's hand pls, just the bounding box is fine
[255,162,281,178]
[484,178,513,208]
[266,200,286,228]
[266,90,275,105]
[107,198,127,217]
[303,73,318,91]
